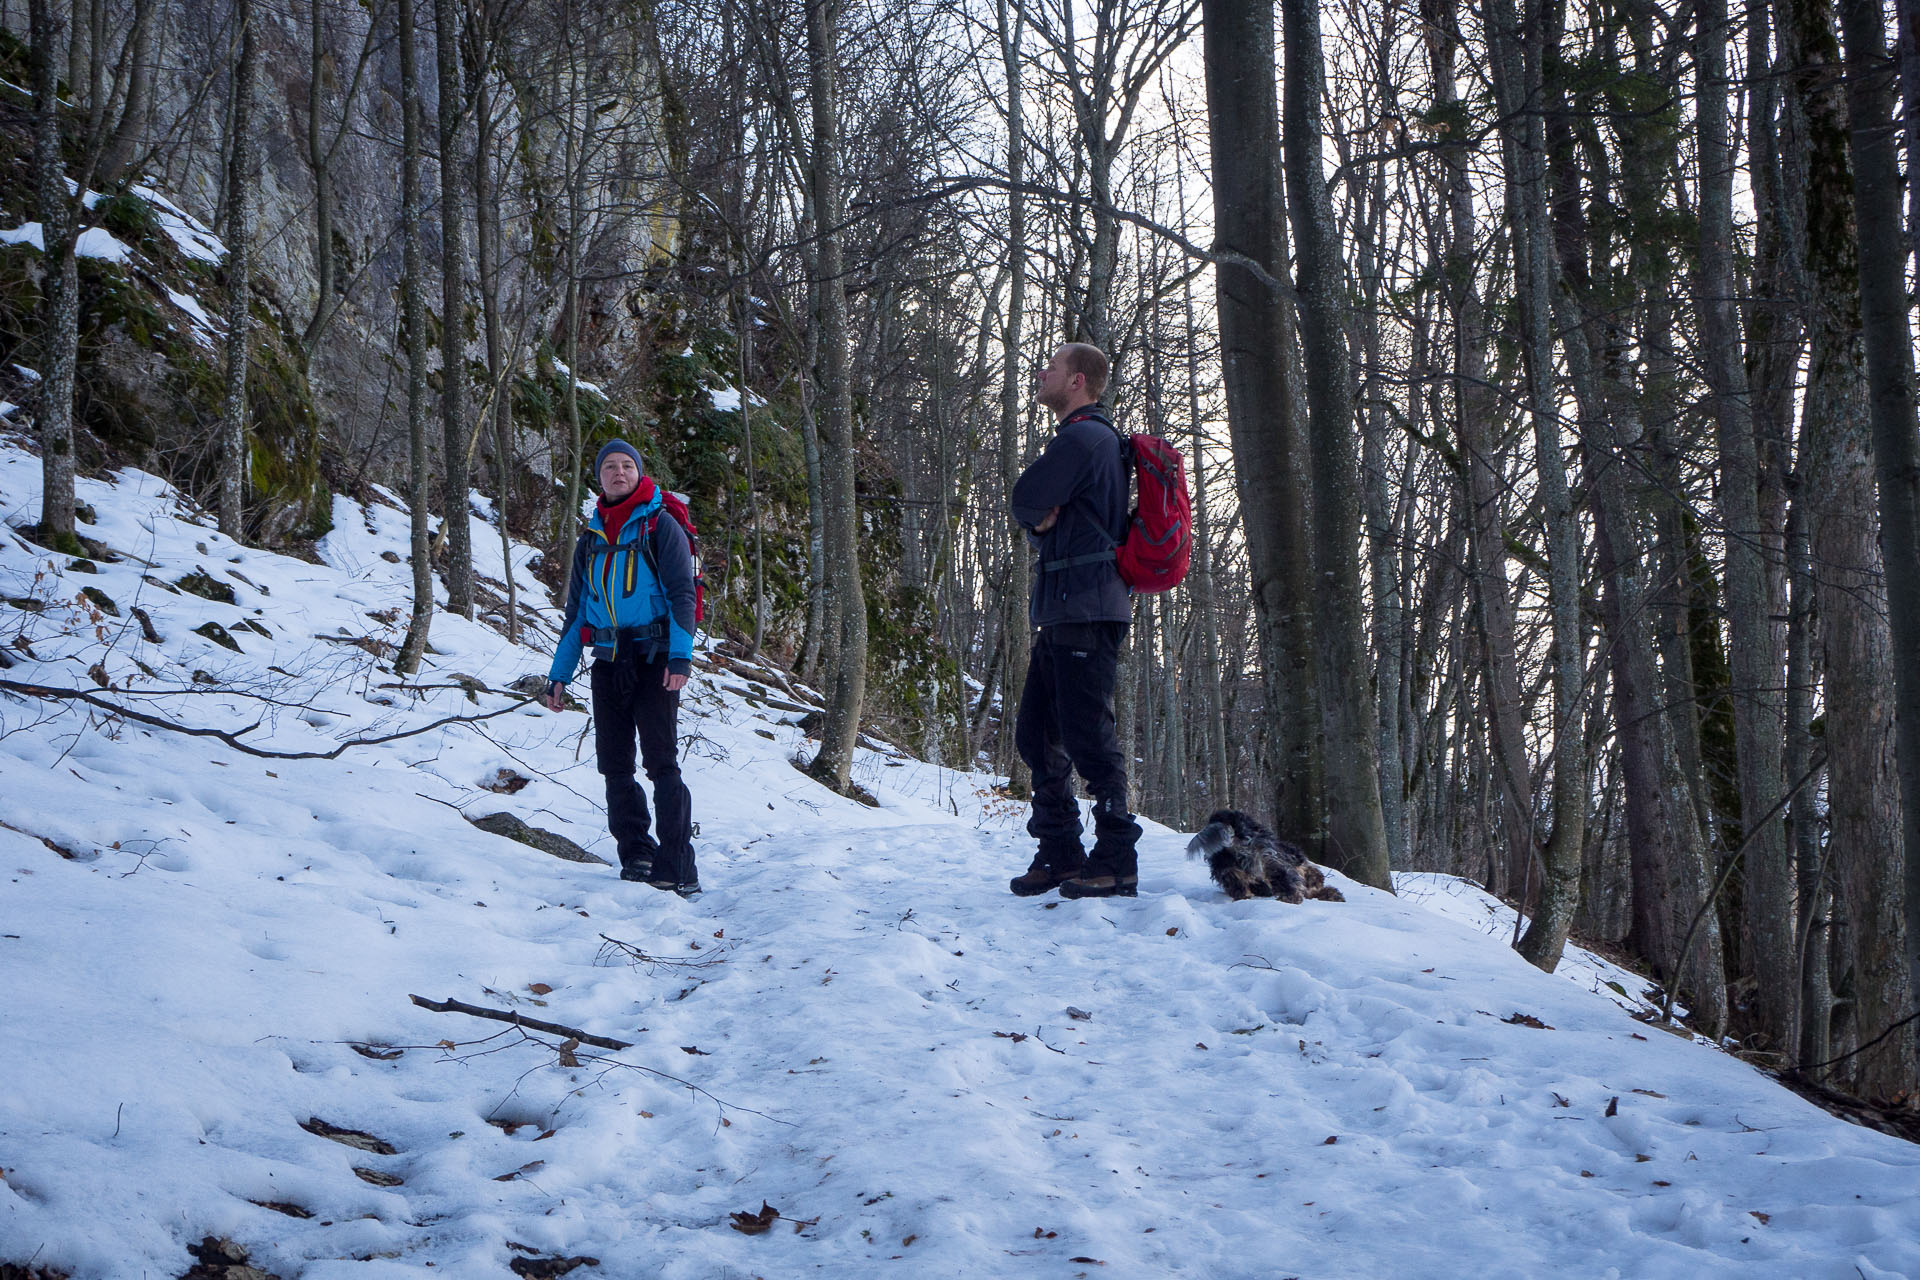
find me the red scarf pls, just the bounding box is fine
[596,476,656,544]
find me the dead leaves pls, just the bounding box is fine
[481,768,532,794]
[1503,1012,1554,1030]
[728,1202,780,1234]
[994,1031,1029,1043]
[495,1160,546,1183]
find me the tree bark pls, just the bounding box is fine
[1837,0,1920,1071]
[1793,0,1915,1096]
[997,0,1032,797]
[395,0,436,676]
[803,0,868,794]
[1199,0,1320,844]
[473,2,517,644]
[436,0,474,618]
[28,0,79,551]
[1424,0,1534,898]
[1486,0,1586,970]
[100,0,156,182]
[1278,0,1390,889]
[217,0,257,542]
[1698,0,1797,1054]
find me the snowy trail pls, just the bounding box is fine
[3,447,1918,1279]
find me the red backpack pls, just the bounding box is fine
[644,490,706,624]
[1114,433,1192,594]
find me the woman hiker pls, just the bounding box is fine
[545,440,701,897]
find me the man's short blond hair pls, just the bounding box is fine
[1060,342,1109,401]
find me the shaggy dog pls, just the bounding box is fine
[1187,809,1345,903]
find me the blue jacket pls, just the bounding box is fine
[549,485,697,683]
[1011,403,1132,628]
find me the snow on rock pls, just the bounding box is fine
[0,437,1916,1280]
[74,226,133,263]
[132,183,227,263]
[552,357,607,399]
[165,287,221,345]
[0,224,45,251]
[707,387,768,415]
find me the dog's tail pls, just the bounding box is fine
[1186,821,1231,861]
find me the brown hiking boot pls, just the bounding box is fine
[1010,853,1084,897]
[1057,867,1139,898]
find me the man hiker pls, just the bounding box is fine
[1008,342,1143,898]
[545,439,701,897]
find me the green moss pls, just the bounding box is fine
[194,620,241,652]
[95,193,163,255]
[245,315,330,540]
[176,569,237,604]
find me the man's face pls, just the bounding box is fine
[1032,348,1082,415]
[599,451,640,500]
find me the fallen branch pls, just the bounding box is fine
[715,681,817,715]
[409,993,633,1050]
[0,678,535,761]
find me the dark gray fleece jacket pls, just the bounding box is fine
[1011,403,1132,629]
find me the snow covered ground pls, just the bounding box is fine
[1,438,1917,1279]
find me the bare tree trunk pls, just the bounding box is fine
[555,54,585,582]
[1698,0,1797,1054]
[473,9,516,644]
[436,0,473,617]
[1278,0,1390,889]
[395,0,435,676]
[305,0,336,348]
[997,0,1032,796]
[1579,335,1729,1036]
[28,0,79,552]
[797,380,828,682]
[804,0,867,794]
[1423,0,1532,897]
[1794,0,1915,1096]
[1354,153,1406,869]
[1487,0,1586,970]
[1838,0,1920,1068]
[100,0,156,181]
[1199,0,1320,844]
[1786,497,1833,1070]
[1181,271,1229,812]
[217,0,257,541]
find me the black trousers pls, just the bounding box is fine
[1014,621,1141,873]
[590,652,695,883]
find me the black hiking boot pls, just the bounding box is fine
[619,861,653,883]
[650,878,702,900]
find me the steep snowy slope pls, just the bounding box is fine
[1,442,1915,1280]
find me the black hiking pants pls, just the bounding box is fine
[1014,621,1141,874]
[590,651,695,883]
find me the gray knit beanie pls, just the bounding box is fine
[593,439,643,477]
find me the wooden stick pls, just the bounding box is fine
[408,994,633,1050]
